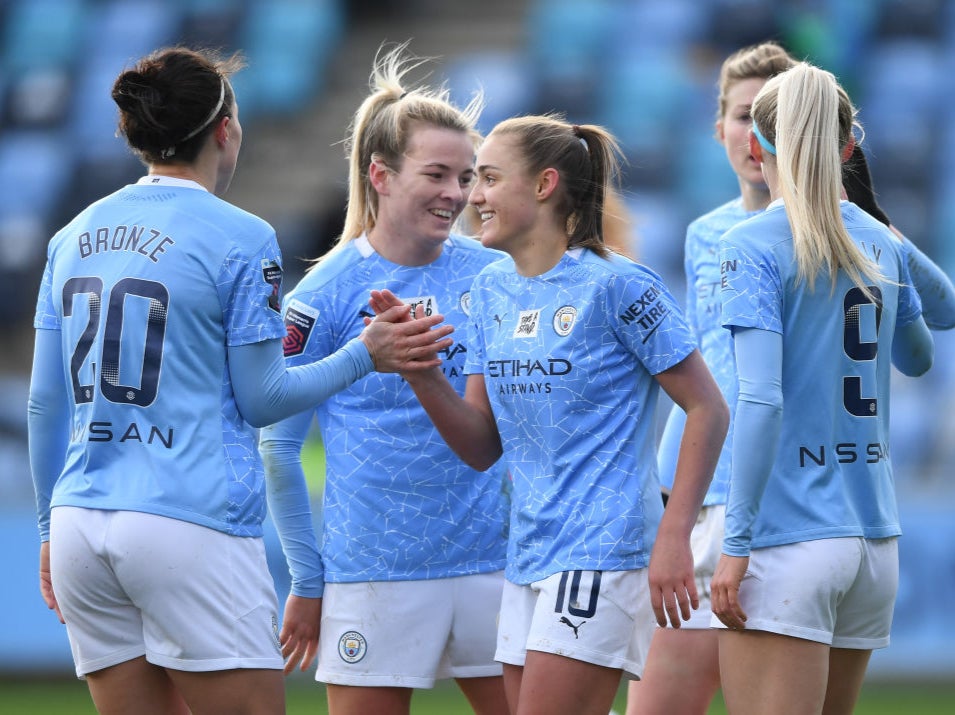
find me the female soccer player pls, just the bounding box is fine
[259,43,510,715]
[627,40,797,715]
[629,41,955,715]
[373,113,728,715]
[28,46,450,715]
[711,62,934,715]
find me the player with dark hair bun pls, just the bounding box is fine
[28,45,450,715]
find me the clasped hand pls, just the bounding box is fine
[359,289,454,373]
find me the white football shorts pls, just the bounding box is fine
[710,536,898,648]
[496,569,655,680]
[316,571,504,687]
[51,506,283,677]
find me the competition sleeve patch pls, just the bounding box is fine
[282,299,319,357]
[261,259,283,312]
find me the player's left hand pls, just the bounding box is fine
[39,541,64,624]
[710,554,749,630]
[279,594,322,675]
[367,288,409,320]
[647,530,698,628]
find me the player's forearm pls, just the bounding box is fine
[891,317,934,377]
[661,399,728,538]
[404,370,502,471]
[723,327,783,556]
[723,397,781,556]
[232,338,372,427]
[27,329,71,541]
[902,235,955,330]
[262,415,324,598]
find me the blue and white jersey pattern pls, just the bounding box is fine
[719,200,923,550]
[659,198,761,504]
[464,248,696,585]
[33,176,287,536]
[280,234,508,583]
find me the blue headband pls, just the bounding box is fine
[752,122,776,156]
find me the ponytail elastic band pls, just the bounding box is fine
[751,122,776,156]
[160,77,226,159]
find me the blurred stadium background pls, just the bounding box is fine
[2,0,954,692]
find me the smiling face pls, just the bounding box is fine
[716,77,771,201]
[372,124,476,261]
[468,132,542,256]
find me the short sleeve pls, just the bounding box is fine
[220,234,287,346]
[608,268,696,375]
[720,240,783,334]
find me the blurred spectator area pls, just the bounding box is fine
[1,0,954,494]
[0,0,347,334]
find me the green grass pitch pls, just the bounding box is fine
[2,676,954,713]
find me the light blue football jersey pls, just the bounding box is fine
[720,200,923,551]
[277,234,509,583]
[464,248,696,585]
[658,198,761,504]
[33,176,287,537]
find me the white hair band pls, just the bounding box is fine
[160,77,226,159]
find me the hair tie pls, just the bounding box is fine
[572,124,589,152]
[751,122,776,156]
[160,77,226,159]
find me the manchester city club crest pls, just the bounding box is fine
[338,630,367,663]
[553,305,578,336]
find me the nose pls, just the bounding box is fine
[468,183,483,207]
[440,178,467,204]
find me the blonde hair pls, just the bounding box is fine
[752,62,882,293]
[716,41,797,123]
[312,42,483,266]
[487,114,624,258]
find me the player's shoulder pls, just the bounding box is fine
[842,201,898,242]
[574,249,667,291]
[688,197,746,232]
[288,242,364,297]
[612,254,670,287]
[469,251,514,291]
[48,187,128,246]
[722,201,788,251]
[156,187,277,255]
[201,194,274,239]
[445,233,507,265]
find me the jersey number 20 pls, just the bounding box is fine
[63,276,169,407]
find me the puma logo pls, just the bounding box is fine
[493,314,505,328]
[559,616,586,639]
